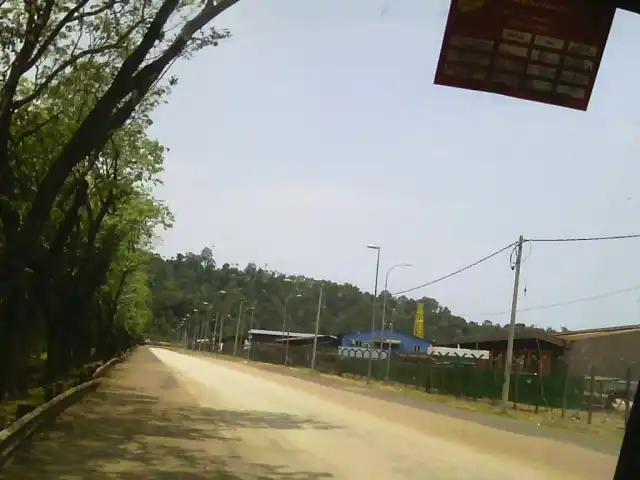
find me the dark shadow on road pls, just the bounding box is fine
[0,348,336,479]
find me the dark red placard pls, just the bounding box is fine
[433,0,616,110]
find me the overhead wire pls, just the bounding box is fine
[527,234,640,243]
[459,284,640,318]
[391,241,518,296]
[390,232,640,299]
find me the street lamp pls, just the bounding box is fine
[366,244,381,384]
[198,302,210,351]
[233,299,245,357]
[215,290,227,352]
[246,305,256,361]
[380,263,412,377]
[190,308,199,349]
[283,292,302,365]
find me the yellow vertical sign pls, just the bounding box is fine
[413,303,424,339]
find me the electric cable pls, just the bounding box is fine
[528,234,640,243]
[391,241,519,296]
[460,284,640,318]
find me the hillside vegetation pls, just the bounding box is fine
[147,249,552,343]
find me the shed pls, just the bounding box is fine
[248,329,314,344]
[275,335,340,348]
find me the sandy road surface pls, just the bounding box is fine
[150,348,617,479]
[1,347,617,479]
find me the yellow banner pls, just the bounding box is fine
[413,303,424,339]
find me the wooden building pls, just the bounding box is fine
[439,331,567,376]
[557,324,640,379]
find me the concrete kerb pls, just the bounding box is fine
[0,348,134,468]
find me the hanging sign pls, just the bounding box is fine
[433,0,616,110]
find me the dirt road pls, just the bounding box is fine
[2,347,618,479]
[150,348,616,479]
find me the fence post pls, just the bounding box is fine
[625,366,632,426]
[533,357,541,414]
[470,354,478,401]
[424,356,431,392]
[561,358,569,419]
[587,365,596,425]
[491,357,498,406]
[513,366,519,410]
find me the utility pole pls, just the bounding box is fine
[310,284,324,371]
[233,300,244,356]
[501,235,525,412]
[366,245,381,384]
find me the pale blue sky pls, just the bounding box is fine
[151,0,640,331]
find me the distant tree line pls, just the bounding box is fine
[147,249,554,343]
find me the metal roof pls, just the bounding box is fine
[275,334,339,344]
[445,330,566,348]
[248,329,315,338]
[556,324,640,340]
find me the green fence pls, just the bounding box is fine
[338,356,584,410]
[229,344,584,410]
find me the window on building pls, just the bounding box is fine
[414,345,421,352]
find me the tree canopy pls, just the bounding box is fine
[0,0,239,403]
[147,249,554,343]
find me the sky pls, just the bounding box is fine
[150,0,640,332]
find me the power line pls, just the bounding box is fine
[391,232,640,299]
[391,242,518,296]
[460,284,640,317]
[528,234,640,243]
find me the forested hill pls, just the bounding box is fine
[147,249,551,343]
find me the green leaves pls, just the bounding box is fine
[146,251,509,343]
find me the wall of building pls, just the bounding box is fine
[565,330,640,379]
[341,330,431,354]
[338,346,388,360]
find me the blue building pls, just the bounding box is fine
[340,329,431,356]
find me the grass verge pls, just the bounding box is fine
[189,350,626,441]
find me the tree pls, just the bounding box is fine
[0,0,238,299]
[146,250,551,344]
[0,0,240,403]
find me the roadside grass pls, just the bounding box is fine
[184,349,627,441]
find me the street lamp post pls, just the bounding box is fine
[211,311,219,352]
[380,263,412,379]
[233,299,244,357]
[283,292,302,365]
[213,290,227,353]
[366,244,381,384]
[279,278,298,365]
[191,308,198,349]
[199,302,209,351]
[246,306,256,361]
